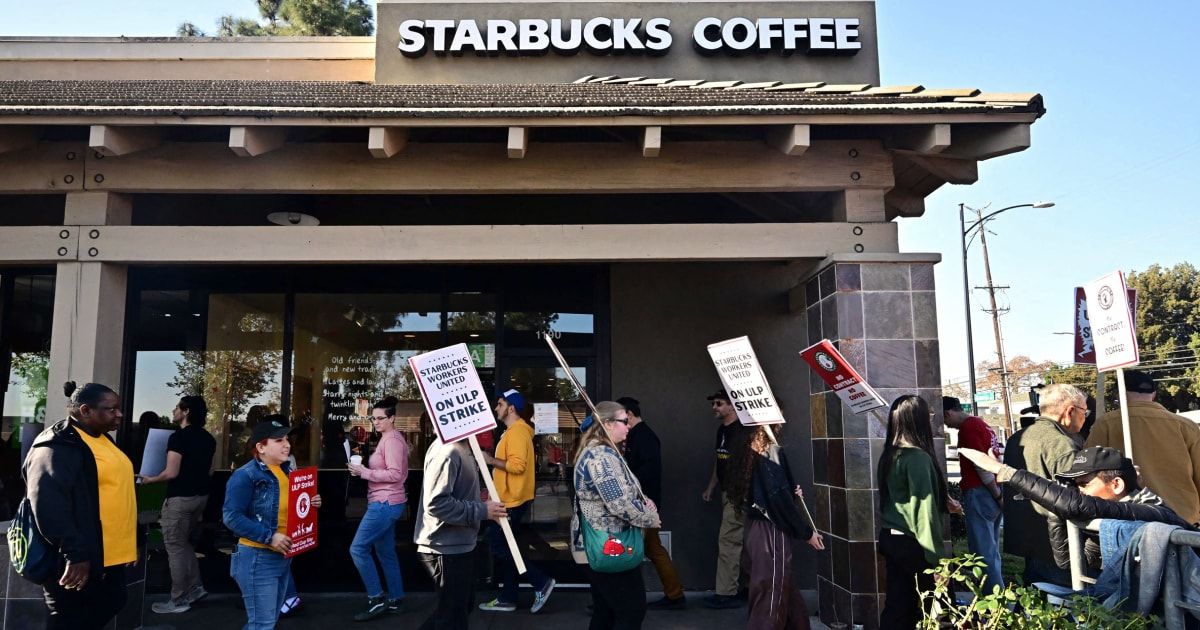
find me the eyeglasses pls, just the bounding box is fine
[711,401,728,407]
[606,417,629,425]
[370,416,391,422]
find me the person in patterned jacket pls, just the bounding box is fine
[574,401,661,630]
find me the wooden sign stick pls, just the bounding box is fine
[468,434,527,575]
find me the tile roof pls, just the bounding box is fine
[0,78,1044,119]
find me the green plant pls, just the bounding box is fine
[920,554,1160,629]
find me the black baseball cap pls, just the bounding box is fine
[250,417,292,444]
[706,388,731,403]
[1056,446,1135,481]
[1123,370,1156,394]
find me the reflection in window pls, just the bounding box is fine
[1,274,54,513]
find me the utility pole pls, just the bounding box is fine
[975,208,1015,433]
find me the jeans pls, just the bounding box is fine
[589,566,647,630]
[161,494,208,600]
[43,565,127,630]
[962,486,1004,592]
[418,551,475,630]
[878,529,933,630]
[231,544,292,630]
[486,501,550,603]
[351,501,407,600]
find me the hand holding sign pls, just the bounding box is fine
[409,344,526,574]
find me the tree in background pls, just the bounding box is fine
[1128,262,1199,411]
[176,0,373,37]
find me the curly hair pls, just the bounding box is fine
[723,426,771,509]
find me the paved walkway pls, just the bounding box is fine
[143,591,829,629]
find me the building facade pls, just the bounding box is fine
[0,2,1044,627]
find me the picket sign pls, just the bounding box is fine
[408,343,525,574]
[1083,271,1140,463]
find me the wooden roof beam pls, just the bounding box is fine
[885,188,926,219]
[767,124,810,156]
[229,126,287,157]
[905,154,978,185]
[507,126,528,159]
[944,123,1031,160]
[89,125,160,157]
[368,127,408,158]
[0,126,39,155]
[641,126,662,158]
[889,123,951,155]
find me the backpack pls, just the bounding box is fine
[7,496,58,585]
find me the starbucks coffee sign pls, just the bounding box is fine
[376,1,879,85]
[395,16,862,57]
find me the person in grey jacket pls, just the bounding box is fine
[414,438,506,630]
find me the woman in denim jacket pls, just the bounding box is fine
[223,416,321,630]
[573,401,660,630]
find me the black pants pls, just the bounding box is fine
[418,551,474,630]
[43,565,127,630]
[878,530,933,630]
[588,566,646,630]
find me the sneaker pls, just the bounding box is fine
[151,597,192,614]
[280,596,302,616]
[647,595,687,610]
[702,594,744,609]
[530,578,556,614]
[183,585,208,605]
[478,598,517,612]
[353,595,389,622]
[386,598,404,613]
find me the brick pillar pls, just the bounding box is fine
[805,254,944,630]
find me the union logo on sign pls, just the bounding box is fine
[815,352,837,372]
[296,492,311,519]
[1098,286,1114,310]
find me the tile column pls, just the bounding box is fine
[804,253,945,630]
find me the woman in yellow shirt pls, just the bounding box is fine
[222,415,321,630]
[25,381,137,630]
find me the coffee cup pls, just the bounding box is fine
[350,455,363,466]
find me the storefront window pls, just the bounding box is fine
[0,273,54,514]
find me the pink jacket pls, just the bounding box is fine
[359,431,409,505]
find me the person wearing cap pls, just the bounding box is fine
[944,396,1005,592]
[1085,370,1200,525]
[617,396,685,610]
[960,445,1189,571]
[1000,383,1087,585]
[223,414,322,630]
[701,388,751,609]
[479,389,556,614]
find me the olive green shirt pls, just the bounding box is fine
[880,447,946,565]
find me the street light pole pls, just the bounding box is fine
[959,203,979,416]
[976,208,1014,432]
[959,201,1054,432]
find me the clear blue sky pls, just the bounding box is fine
[3,1,1196,389]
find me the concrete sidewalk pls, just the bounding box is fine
[142,591,830,629]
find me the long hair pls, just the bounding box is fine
[725,426,769,509]
[877,395,948,510]
[572,401,626,464]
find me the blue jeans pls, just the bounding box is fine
[351,501,407,600]
[231,544,292,630]
[963,486,1004,592]
[487,501,550,603]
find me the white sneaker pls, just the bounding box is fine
[184,585,208,605]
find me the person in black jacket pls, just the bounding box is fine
[727,427,824,630]
[25,381,136,629]
[961,445,1190,571]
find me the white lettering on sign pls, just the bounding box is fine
[397,16,858,57]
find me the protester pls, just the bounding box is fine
[414,435,507,630]
[725,426,823,630]
[876,395,960,630]
[223,415,322,630]
[346,396,410,620]
[943,396,1004,592]
[25,381,136,629]
[1005,383,1087,585]
[139,395,217,614]
[575,401,661,630]
[1085,370,1200,525]
[616,396,685,610]
[479,388,556,614]
[960,445,1189,571]
[700,388,751,609]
